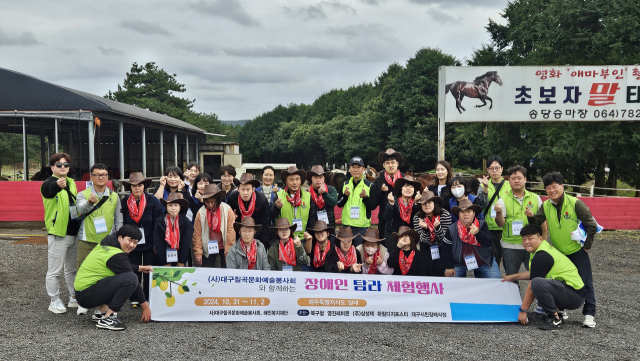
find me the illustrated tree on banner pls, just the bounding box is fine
[151,268,198,307]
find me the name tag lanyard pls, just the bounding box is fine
[509,194,527,237]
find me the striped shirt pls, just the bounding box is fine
[412,209,453,245]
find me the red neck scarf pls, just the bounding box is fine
[367,249,381,274]
[399,250,415,275]
[309,184,326,209]
[238,193,256,219]
[313,240,330,268]
[278,238,297,266]
[398,198,415,224]
[241,239,257,270]
[127,194,146,224]
[206,207,221,233]
[165,214,180,249]
[384,171,400,187]
[336,245,357,268]
[284,187,302,207]
[423,215,440,242]
[457,218,481,246]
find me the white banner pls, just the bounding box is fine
[150,267,522,323]
[440,65,640,123]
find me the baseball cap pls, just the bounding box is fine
[349,156,365,166]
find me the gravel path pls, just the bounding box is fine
[0,231,638,360]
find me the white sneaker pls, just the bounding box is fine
[582,315,596,328]
[48,299,67,314]
[77,306,89,315]
[68,298,79,308]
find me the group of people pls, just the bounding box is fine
[41,149,599,331]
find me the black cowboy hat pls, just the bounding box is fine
[451,198,482,219]
[201,184,226,202]
[236,173,261,188]
[394,175,421,197]
[392,226,419,242]
[416,190,443,206]
[122,172,152,192]
[269,217,297,234]
[378,148,403,166]
[281,166,307,185]
[160,192,189,213]
[307,220,335,236]
[233,216,262,234]
[358,228,385,243]
[305,165,332,183]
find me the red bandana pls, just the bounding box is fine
[399,250,415,275]
[206,207,221,233]
[384,171,400,187]
[457,218,481,246]
[241,239,257,270]
[336,245,357,269]
[127,194,146,224]
[367,249,381,274]
[423,215,440,242]
[238,193,256,219]
[278,238,297,266]
[165,214,180,249]
[284,187,302,207]
[309,184,326,209]
[313,240,330,268]
[398,198,415,224]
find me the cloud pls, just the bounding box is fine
[283,1,355,20]
[426,8,460,24]
[359,0,383,5]
[98,46,124,56]
[0,29,40,46]
[120,20,171,36]
[173,41,220,55]
[189,0,261,27]
[181,61,304,84]
[408,0,504,8]
[220,44,345,59]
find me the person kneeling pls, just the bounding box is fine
[325,227,362,273]
[503,225,586,330]
[356,228,393,275]
[227,217,270,270]
[268,218,309,271]
[74,225,153,331]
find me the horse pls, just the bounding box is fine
[445,71,503,114]
[364,166,378,182]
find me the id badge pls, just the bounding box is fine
[430,246,440,260]
[293,218,303,232]
[69,205,79,220]
[318,211,329,224]
[138,228,145,245]
[186,208,194,222]
[464,254,479,270]
[166,249,178,263]
[490,207,497,218]
[208,241,219,254]
[512,219,524,236]
[93,216,108,234]
[350,206,360,219]
[282,265,293,272]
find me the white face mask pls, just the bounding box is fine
[364,246,378,256]
[451,187,465,198]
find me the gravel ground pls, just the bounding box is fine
[0,230,638,360]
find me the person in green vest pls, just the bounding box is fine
[494,165,546,285]
[527,172,598,328]
[478,155,511,268]
[270,166,316,241]
[76,163,123,273]
[336,156,378,246]
[74,224,153,331]
[502,225,585,330]
[41,152,81,315]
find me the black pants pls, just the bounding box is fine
[530,278,585,316]
[489,229,503,268]
[76,273,140,312]
[566,248,596,316]
[420,243,446,277]
[200,252,226,268]
[128,248,156,302]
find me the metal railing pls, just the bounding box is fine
[526,181,640,197]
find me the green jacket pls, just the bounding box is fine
[501,190,539,245]
[267,240,309,271]
[78,188,120,244]
[272,189,312,239]
[74,244,124,291]
[339,178,373,228]
[543,194,581,255]
[530,240,584,290]
[41,176,77,237]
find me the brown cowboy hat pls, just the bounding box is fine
[281,166,307,185]
[237,173,261,188]
[305,165,332,183]
[416,190,443,206]
[160,192,189,213]
[122,172,152,192]
[307,220,335,236]
[392,226,419,242]
[451,198,482,219]
[359,228,385,243]
[335,226,357,242]
[233,216,262,234]
[269,217,297,234]
[394,175,421,197]
[378,148,403,166]
[201,184,226,202]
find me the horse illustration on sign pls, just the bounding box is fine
[445,71,503,114]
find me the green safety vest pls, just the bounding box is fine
[74,244,124,291]
[485,180,511,230]
[81,188,119,244]
[341,178,371,228]
[502,190,539,245]
[276,189,311,238]
[543,194,581,255]
[41,176,77,237]
[529,240,584,290]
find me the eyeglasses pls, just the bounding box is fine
[488,167,502,171]
[55,162,70,168]
[91,174,109,179]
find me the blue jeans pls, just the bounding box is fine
[454,259,502,278]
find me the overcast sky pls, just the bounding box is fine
[1,0,509,120]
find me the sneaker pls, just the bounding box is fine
[48,299,67,314]
[91,310,106,323]
[131,301,139,308]
[96,313,126,331]
[539,314,563,330]
[534,306,546,315]
[68,298,79,308]
[582,315,596,328]
[558,310,569,320]
[77,306,89,315]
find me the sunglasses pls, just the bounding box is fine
[55,162,70,168]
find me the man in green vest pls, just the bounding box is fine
[270,166,316,242]
[41,153,80,315]
[503,225,585,330]
[337,156,378,247]
[494,165,546,285]
[478,155,511,269]
[76,163,123,274]
[527,172,598,328]
[74,225,153,331]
